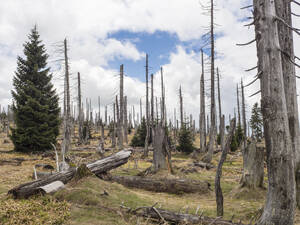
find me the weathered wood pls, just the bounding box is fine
[153,125,167,171]
[38,181,64,194]
[144,54,150,157]
[133,207,242,224]
[112,175,210,194]
[253,0,295,223]
[215,118,236,216]
[240,140,264,189]
[8,150,132,199]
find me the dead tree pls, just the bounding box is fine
[200,49,206,152]
[140,98,142,123]
[124,96,128,144]
[151,74,154,125]
[217,68,225,150]
[253,0,295,223]
[119,65,124,148]
[240,139,264,189]
[215,118,236,216]
[202,0,216,164]
[143,54,150,157]
[112,103,116,148]
[241,79,247,149]
[116,96,122,149]
[77,72,83,144]
[62,38,71,156]
[179,86,183,127]
[274,0,300,208]
[236,84,241,127]
[161,67,165,125]
[105,105,107,126]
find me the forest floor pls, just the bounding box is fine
[1,130,300,225]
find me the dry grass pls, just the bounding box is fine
[1,129,300,224]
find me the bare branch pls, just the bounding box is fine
[245,66,258,72]
[274,16,300,36]
[241,5,253,9]
[249,90,261,98]
[280,49,300,68]
[292,0,300,7]
[292,12,300,17]
[244,71,262,88]
[236,39,256,46]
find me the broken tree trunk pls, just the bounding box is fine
[8,150,132,199]
[153,124,167,171]
[77,72,83,144]
[253,0,295,224]
[240,139,264,189]
[112,175,210,194]
[132,207,242,225]
[200,49,206,152]
[215,118,236,216]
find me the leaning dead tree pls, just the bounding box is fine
[215,118,236,216]
[252,0,296,223]
[62,38,71,158]
[203,0,217,164]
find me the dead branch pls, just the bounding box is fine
[236,39,256,46]
[245,66,258,72]
[249,90,261,98]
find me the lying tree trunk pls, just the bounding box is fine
[9,150,132,199]
[240,139,264,189]
[111,175,210,194]
[38,181,65,194]
[133,207,242,225]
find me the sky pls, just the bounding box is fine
[0,0,299,127]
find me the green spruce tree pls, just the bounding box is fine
[177,123,195,154]
[10,26,60,152]
[130,117,147,147]
[250,102,263,140]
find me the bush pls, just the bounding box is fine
[130,117,147,147]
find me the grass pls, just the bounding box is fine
[1,130,300,224]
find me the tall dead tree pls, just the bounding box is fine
[253,0,295,223]
[241,79,247,149]
[112,103,116,148]
[161,67,165,125]
[105,105,107,126]
[274,0,300,208]
[77,72,83,144]
[200,49,206,152]
[179,86,183,127]
[203,0,216,163]
[151,74,154,125]
[119,65,124,148]
[143,54,150,157]
[217,68,225,150]
[236,84,241,127]
[62,38,71,156]
[140,98,142,123]
[124,96,128,144]
[116,96,122,150]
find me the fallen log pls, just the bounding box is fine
[8,150,132,199]
[38,181,65,194]
[111,175,210,194]
[131,206,242,224]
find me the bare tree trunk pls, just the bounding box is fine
[116,96,122,150]
[124,96,128,144]
[105,105,107,126]
[179,86,183,127]
[241,79,247,149]
[236,84,241,127]
[254,0,295,223]
[274,0,300,208]
[215,118,236,216]
[63,38,71,156]
[161,67,165,125]
[144,54,150,157]
[200,50,206,152]
[119,65,124,148]
[112,103,116,148]
[217,68,225,151]
[240,139,264,189]
[203,0,216,163]
[140,98,142,123]
[77,72,83,144]
[151,74,154,125]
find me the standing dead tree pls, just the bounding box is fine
[215,118,236,216]
[202,0,217,164]
[77,72,83,144]
[62,38,71,159]
[241,79,247,149]
[143,54,150,157]
[179,86,183,127]
[124,96,128,144]
[252,0,296,223]
[200,49,206,152]
[112,103,116,148]
[217,68,225,151]
[119,65,124,148]
[236,84,241,127]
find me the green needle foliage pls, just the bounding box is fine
[10,26,60,153]
[250,102,263,140]
[177,123,195,154]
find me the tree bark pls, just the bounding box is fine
[215,118,236,216]
[240,139,264,189]
[152,125,167,171]
[119,65,124,148]
[9,150,132,199]
[112,175,210,194]
[144,54,150,157]
[253,0,295,223]
[241,79,247,149]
